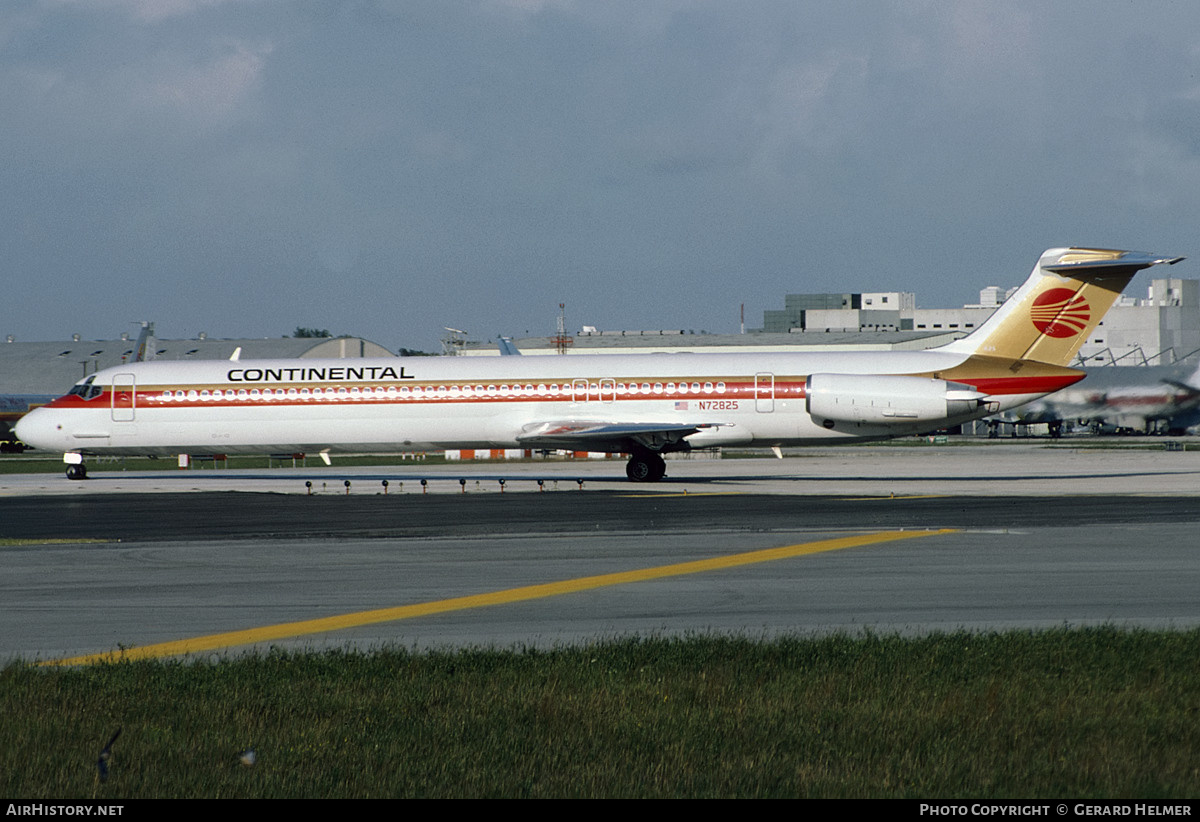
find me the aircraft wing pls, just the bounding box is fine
[516,420,720,452]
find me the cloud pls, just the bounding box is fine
[6,2,1200,347]
[44,0,243,25]
[145,39,271,127]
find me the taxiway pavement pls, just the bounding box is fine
[3,441,1200,497]
[2,444,1198,662]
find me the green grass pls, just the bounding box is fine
[3,629,1198,798]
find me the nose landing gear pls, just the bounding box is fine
[65,463,88,480]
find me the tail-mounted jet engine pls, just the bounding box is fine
[806,373,992,429]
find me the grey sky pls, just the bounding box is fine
[4,1,1200,350]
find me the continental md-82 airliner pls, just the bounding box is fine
[16,248,1183,481]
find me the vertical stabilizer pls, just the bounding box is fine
[941,248,1183,366]
[133,322,156,362]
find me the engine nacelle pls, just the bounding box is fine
[806,373,990,428]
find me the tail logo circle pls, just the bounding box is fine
[1031,288,1090,338]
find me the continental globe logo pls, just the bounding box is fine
[1030,288,1090,338]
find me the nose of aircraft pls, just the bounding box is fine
[14,407,64,452]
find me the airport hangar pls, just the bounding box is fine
[0,332,393,441]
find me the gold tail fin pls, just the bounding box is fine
[941,248,1184,367]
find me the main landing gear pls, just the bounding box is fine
[65,463,87,480]
[625,450,666,482]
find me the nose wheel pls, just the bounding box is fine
[65,464,87,480]
[625,451,666,482]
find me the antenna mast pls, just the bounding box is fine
[552,303,573,355]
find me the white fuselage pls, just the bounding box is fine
[15,348,1045,457]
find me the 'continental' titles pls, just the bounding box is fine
[227,366,413,383]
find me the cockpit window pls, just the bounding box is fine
[66,376,103,401]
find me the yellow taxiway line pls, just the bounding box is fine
[44,528,957,666]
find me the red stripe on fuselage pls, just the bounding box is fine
[41,371,1080,412]
[45,380,805,409]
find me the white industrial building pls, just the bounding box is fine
[462,278,1200,366]
[775,279,1200,366]
[1079,279,1200,365]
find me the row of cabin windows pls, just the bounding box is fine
[155,381,730,401]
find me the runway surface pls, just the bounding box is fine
[4,441,1200,497]
[2,444,1199,662]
